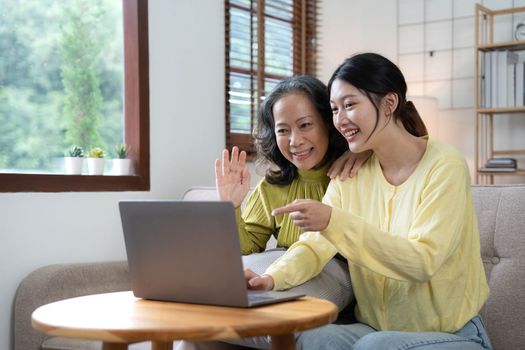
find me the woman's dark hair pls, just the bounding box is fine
[327,52,428,139]
[254,75,347,185]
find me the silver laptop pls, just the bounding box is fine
[119,200,304,307]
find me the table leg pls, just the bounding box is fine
[102,342,128,350]
[152,341,173,350]
[271,334,296,350]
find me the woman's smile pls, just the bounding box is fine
[342,128,360,142]
[291,147,314,161]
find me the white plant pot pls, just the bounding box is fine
[112,158,132,175]
[87,158,105,175]
[64,157,84,175]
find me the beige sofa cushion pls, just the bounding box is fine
[14,261,131,350]
[473,185,525,350]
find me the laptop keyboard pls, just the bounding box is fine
[248,293,277,303]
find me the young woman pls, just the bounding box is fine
[246,53,492,350]
[216,75,365,254]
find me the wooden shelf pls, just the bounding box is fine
[477,40,525,52]
[475,4,525,184]
[476,107,525,114]
[493,150,525,156]
[477,169,525,175]
[476,4,525,16]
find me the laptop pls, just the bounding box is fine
[119,200,304,307]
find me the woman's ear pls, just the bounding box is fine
[382,92,399,115]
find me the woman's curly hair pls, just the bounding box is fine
[254,75,348,185]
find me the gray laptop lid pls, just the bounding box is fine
[119,201,303,307]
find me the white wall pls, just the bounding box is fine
[0,1,224,349]
[317,0,398,82]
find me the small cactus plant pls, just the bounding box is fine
[87,147,105,158]
[114,143,130,159]
[66,145,84,158]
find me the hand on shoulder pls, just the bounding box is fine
[327,149,372,180]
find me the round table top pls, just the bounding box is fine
[31,291,338,343]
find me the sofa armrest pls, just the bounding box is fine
[13,261,130,350]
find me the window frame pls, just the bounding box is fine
[0,0,150,193]
[224,0,317,155]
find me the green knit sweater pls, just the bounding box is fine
[235,164,330,254]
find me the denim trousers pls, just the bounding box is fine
[296,315,492,350]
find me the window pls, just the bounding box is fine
[225,0,317,153]
[0,0,149,192]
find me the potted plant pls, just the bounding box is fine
[87,147,105,175]
[112,143,132,175]
[64,145,84,175]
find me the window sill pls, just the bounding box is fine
[0,173,150,192]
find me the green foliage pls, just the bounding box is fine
[60,0,105,151]
[0,87,64,171]
[114,144,129,159]
[87,147,105,158]
[66,145,84,158]
[0,0,124,172]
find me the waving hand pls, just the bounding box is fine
[215,146,251,208]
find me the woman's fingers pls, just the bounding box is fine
[220,146,247,176]
[244,268,258,281]
[238,148,247,169]
[350,157,365,178]
[215,158,222,179]
[288,210,303,221]
[272,201,305,216]
[348,150,372,178]
[221,149,230,175]
[248,276,273,290]
[327,153,347,179]
[272,200,331,232]
[230,146,239,172]
[244,269,268,290]
[244,269,274,290]
[340,158,356,181]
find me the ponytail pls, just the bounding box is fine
[399,100,428,137]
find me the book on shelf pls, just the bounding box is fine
[482,50,525,108]
[515,61,525,106]
[497,50,518,108]
[490,51,497,107]
[483,51,491,107]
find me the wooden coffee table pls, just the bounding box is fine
[32,291,338,350]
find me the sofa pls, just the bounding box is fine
[13,185,525,350]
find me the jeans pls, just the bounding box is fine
[296,315,492,350]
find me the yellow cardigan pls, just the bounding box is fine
[266,138,489,333]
